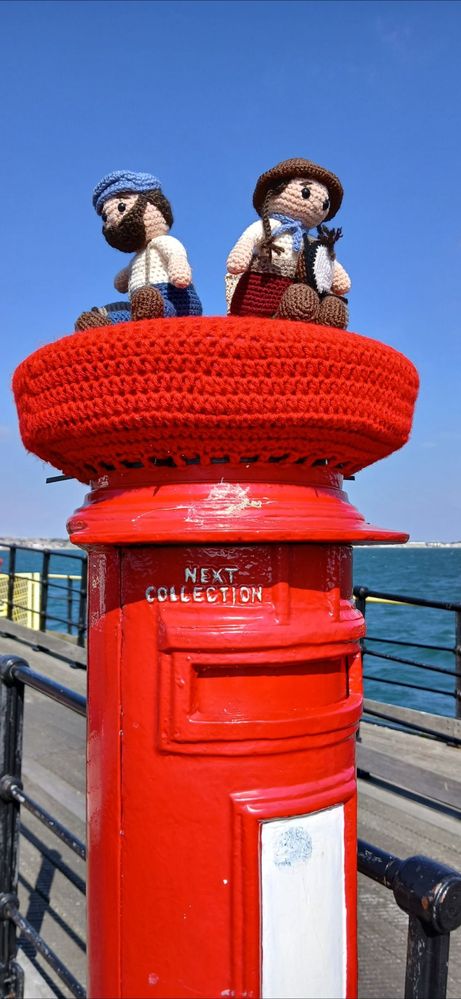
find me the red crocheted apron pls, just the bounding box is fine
[229,272,292,317]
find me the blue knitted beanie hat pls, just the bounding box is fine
[93,171,162,215]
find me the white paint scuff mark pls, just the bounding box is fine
[261,806,346,999]
[186,482,263,524]
[148,972,159,986]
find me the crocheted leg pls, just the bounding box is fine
[75,309,107,332]
[131,286,164,321]
[156,282,203,317]
[318,295,349,329]
[275,284,320,322]
[103,301,131,324]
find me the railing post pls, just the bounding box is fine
[39,550,51,634]
[405,916,449,999]
[76,558,87,648]
[392,855,461,999]
[0,655,28,998]
[6,547,16,622]
[354,584,368,625]
[455,610,461,720]
[354,586,368,740]
[66,576,73,636]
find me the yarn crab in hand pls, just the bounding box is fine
[225,158,351,328]
[75,170,202,331]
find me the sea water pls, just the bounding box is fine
[0,546,86,641]
[354,546,461,717]
[1,545,460,717]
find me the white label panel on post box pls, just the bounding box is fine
[261,805,346,999]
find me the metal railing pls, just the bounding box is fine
[0,544,87,646]
[358,840,461,998]
[0,655,86,998]
[354,586,461,721]
[0,652,460,998]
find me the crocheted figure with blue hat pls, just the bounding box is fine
[225,158,351,328]
[75,170,202,330]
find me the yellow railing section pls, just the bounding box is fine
[0,572,82,631]
[0,572,41,629]
[360,596,404,605]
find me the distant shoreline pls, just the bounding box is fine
[357,542,461,548]
[0,537,77,551]
[1,537,460,551]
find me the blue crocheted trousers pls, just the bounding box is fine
[103,282,202,323]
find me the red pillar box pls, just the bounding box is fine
[13,317,418,999]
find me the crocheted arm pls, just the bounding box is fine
[154,236,192,288]
[331,260,351,295]
[227,221,264,274]
[114,266,130,293]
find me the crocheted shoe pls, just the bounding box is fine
[318,295,348,329]
[276,284,320,322]
[75,309,107,332]
[131,286,164,321]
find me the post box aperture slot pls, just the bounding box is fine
[191,659,346,721]
[160,652,350,748]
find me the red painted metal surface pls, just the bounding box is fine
[70,465,403,999]
[68,464,408,545]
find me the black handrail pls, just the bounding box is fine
[363,645,461,679]
[362,704,461,747]
[358,839,461,999]
[354,585,461,721]
[0,893,85,998]
[0,543,83,561]
[0,776,86,859]
[354,585,461,613]
[4,661,86,716]
[0,655,86,997]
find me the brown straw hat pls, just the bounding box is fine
[253,158,343,221]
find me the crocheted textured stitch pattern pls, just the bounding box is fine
[13,317,419,484]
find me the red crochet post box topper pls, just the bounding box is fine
[13,317,418,486]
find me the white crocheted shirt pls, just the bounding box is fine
[128,235,188,292]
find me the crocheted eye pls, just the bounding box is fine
[118,202,126,213]
[323,198,330,211]
[301,187,311,200]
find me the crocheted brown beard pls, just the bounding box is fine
[103,190,174,254]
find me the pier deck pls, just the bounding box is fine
[0,628,460,999]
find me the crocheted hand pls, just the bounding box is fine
[227,240,255,274]
[331,261,351,296]
[114,267,130,293]
[168,257,192,288]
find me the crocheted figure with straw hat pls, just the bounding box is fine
[75,170,202,330]
[226,158,351,327]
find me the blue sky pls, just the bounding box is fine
[1,0,460,540]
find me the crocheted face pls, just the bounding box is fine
[268,178,331,227]
[102,191,172,253]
